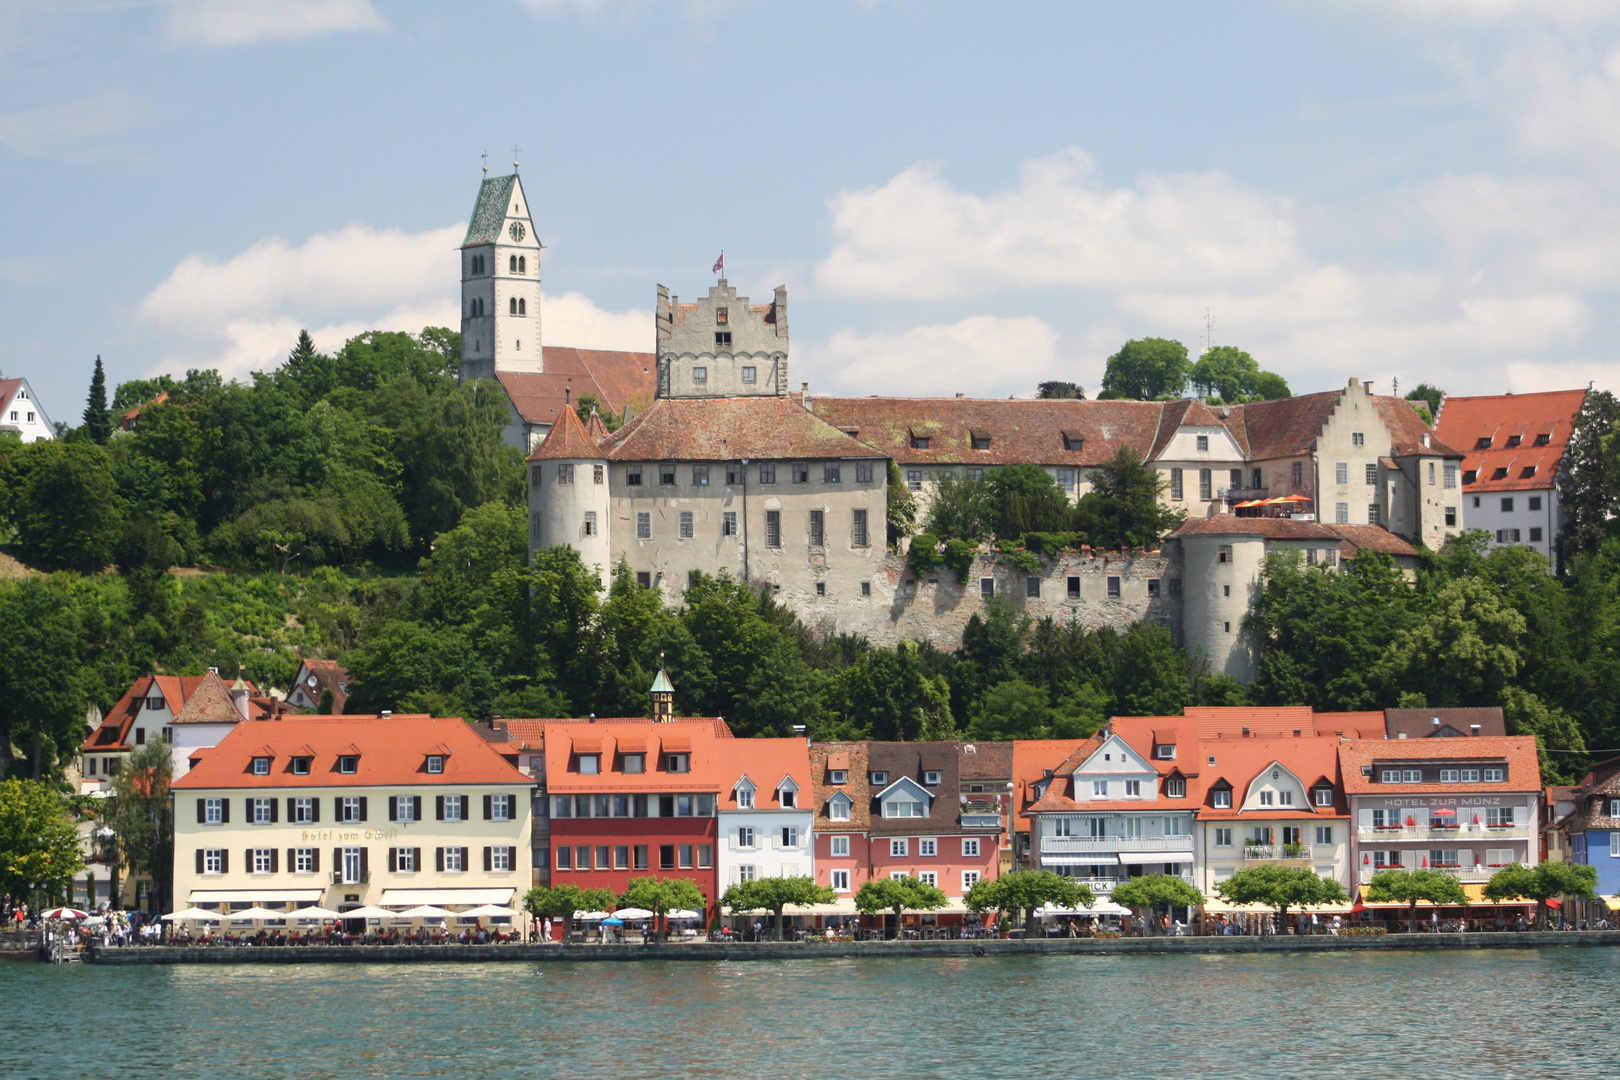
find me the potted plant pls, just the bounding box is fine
[1283,841,1306,857]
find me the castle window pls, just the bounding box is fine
[759,463,776,484]
[793,463,809,484]
[1057,468,1076,492]
[856,461,873,483]
[1335,461,1348,485]
[626,466,642,486]
[765,511,781,548]
[1107,576,1121,598]
[972,435,991,450]
[583,512,597,536]
[911,435,930,450]
[636,513,651,540]
[726,466,741,485]
[660,465,677,486]
[815,582,826,596]
[519,255,526,273]
[693,366,707,384]
[518,298,526,315]
[509,255,517,273]
[509,297,518,315]
[1148,578,1160,596]
[723,511,737,537]
[693,466,709,486]
[637,571,651,588]
[741,366,756,384]
[557,464,574,485]
[1444,464,1457,489]
[1065,435,1084,452]
[1352,432,1365,448]
[594,465,604,484]
[852,509,869,547]
[715,331,732,349]
[861,581,871,596]
[1365,463,1377,485]
[824,463,841,484]
[810,509,825,546]
[679,512,694,540]
[1199,469,1212,500]
[1217,544,1233,564]
[1170,468,1183,500]
[906,470,922,491]
[1026,576,1040,598]
[1291,461,1303,489]
[1067,576,1080,598]
[716,307,728,325]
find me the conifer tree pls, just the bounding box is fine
[82,355,111,444]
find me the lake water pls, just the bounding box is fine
[3,948,1617,1079]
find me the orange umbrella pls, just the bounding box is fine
[1234,499,1264,508]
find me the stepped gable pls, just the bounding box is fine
[600,396,880,462]
[1223,390,1342,459]
[527,400,601,461]
[1171,514,1418,557]
[1433,388,1588,493]
[810,396,1164,467]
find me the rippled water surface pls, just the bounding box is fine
[3,948,1617,1079]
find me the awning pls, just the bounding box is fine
[1116,853,1192,864]
[1202,898,1354,915]
[1037,855,1117,868]
[1037,900,1132,917]
[379,888,515,908]
[189,889,323,904]
[1355,884,1535,907]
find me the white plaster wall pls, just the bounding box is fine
[530,456,613,583]
[1464,486,1559,564]
[1180,533,1265,681]
[1316,380,1393,527]
[717,809,816,885]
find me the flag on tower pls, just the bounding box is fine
[712,252,724,276]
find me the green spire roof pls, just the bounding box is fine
[463,173,518,247]
[650,667,674,694]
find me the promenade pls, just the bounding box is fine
[82,929,1620,965]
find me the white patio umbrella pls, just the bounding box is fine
[667,909,703,920]
[226,906,286,921]
[289,905,343,920]
[612,907,654,920]
[161,907,221,921]
[40,907,88,920]
[340,906,395,920]
[398,905,455,920]
[575,910,612,921]
[460,904,516,918]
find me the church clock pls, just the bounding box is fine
[509,221,526,242]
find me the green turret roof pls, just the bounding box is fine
[650,667,674,693]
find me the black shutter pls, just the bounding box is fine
[270,799,279,823]
[436,795,444,821]
[412,796,422,821]
[333,847,341,878]
[271,848,279,873]
[334,797,344,822]
[388,796,398,822]
[388,848,397,873]
[413,847,421,871]
[197,798,206,824]
[311,848,320,873]
[483,846,492,871]
[360,847,369,878]
[435,847,444,872]
[220,850,229,874]
[483,794,492,820]
[311,798,320,824]
[195,849,203,874]
[287,847,296,872]
[460,795,470,820]
[358,796,367,822]
[220,799,230,824]
[286,797,296,823]
[459,846,469,870]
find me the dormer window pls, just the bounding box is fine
[1476,436,1493,449]
[251,757,271,776]
[923,771,941,786]
[910,436,929,450]
[1535,432,1551,446]
[828,792,852,821]
[1156,744,1176,760]
[1314,786,1334,807]
[736,781,755,809]
[291,757,311,776]
[576,754,600,775]
[1064,435,1084,452]
[884,798,924,818]
[621,753,645,774]
[828,769,848,785]
[1212,786,1232,809]
[1506,434,1522,447]
[667,753,690,774]
[1492,467,1508,480]
[426,755,445,775]
[1166,776,1186,798]
[338,755,358,774]
[971,435,991,451]
[871,771,888,785]
[778,787,797,808]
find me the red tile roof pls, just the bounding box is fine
[496,347,657,427]
[1338,736,1541,795]
[811,742,871,831]
[1433,388,1588,493]
[1170,514,1418,556]
[173,715,530,789]
[600,396,882,462]
[81,673,276,752]
[527,401,601,461]
[1196,737,1348,817]
[719,738,813,810]
[541,719,735,793]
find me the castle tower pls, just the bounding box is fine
[650,661,674,721]
[459,171,543,381]
[655,279,787,399]
[526,398,611,580]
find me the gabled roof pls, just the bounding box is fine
[1170,515,1419,557]
[599,396,882,462]
[718,739,812,811]
[811,742,871,831]
[541,718,734,794]
[172,671,243,725]
[527,401,601,462]
[1385,707,1505,739]
[463,173,519,247]
[1433,388,1588,493]
[174,715,529,790]
[1338,736,1541,795]
[496,348,657,428]
[291,659,350,713]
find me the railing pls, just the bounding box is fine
[1359,866,1495,884]
[1242,844,1316,861]
[1041,835,1195,855]
[1357,825,1529,842]
[331,871,370,885]
[1217,487,1269,502]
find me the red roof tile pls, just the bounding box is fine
[1338,736,1541,795]
[1433,389,1587,493]
[496,347,656,427]
[601,396,882,462]
[541,719,735,793]
[1170,514,1419,557]
[720,738,813,810]
[527,401,602,461]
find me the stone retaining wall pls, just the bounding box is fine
[83,930,1620,966]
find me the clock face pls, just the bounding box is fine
[509,221,526,242]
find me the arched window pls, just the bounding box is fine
[518,297,526,315]
[509,255,517,273]
[518,256,526,274]
[509,296,518,315]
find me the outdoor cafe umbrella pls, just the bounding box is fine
[398,905,454,920]
[161,908,220,921]
[613,907,654,920]
[668,910,702,920]
[340,906,395,921]
[40,907,88,920]
[290,905,343,920]
[226,906,286,922]
[601,916,625,927]
[460,904,517,919]
[576,910,612,921]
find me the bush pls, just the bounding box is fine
[999,547,1041,575]
[909,533,944,574]
[1023,532,1085,556]
[942,539,979,584]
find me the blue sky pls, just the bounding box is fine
[4,0,1620,421]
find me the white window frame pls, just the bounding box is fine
[443,796,464,822]
[918,838,937,857]
[890,838,908,857]
[204,798,223,825]
[962,871,981,892]
[830,869,850,892]
[830,835,851,857]
[1215,828,1232,847]
[1124,780,1141,798]
[252,797,273,824]
[443,847,465,873]
[1092,780,1108,798]
[252,848,274,874]
[491,847,512,872]
[1213,789,1232,809]
[917,871,938,888]
[293,848,314,873]
[737,827,756,849]
[961,838,980,857]
[491,794,512,821]
[203,849,223,875]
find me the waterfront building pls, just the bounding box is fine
[1433,388,1587,568]
[284,659,351,713]
[958,741,1014,874]
[810,742,872,903]
[0,376,55,442]
[171,714,534,920]
[1559,757,1620,916]
[717,737,816,890]
[1339,735,1543,889]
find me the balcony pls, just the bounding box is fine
[1217,487,1269,503]
[1357,825,1530,842]
[1358,866,1495,885]
[1041,835,1195,856]
[1242,844,1316,861]
[331,871,370,885]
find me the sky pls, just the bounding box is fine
[4,0,1620,422]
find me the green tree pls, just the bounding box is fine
[1074,447,1186,548]
[832,641,955,741]
[1099,338,1191,401]
[923,471,996,542]
[1217,864,1348,927]
[1247,370,1290,401]
[1109,874,1205,934]
[83,355,111,444]
[853,875,948,935]
[523,883,616,944]
[1560,389,1620,562]
[1036,381,1085,400]
[985,464,1073,536]
[1405,382,1445,424]
[720,876,837,941]
[1372,575,1525,708]
[964,869,1095,932]
[618,875,708,942]
[887,460,917,545]
[1189,346,1259,402]
[99,737,174,912]
[2,440,123,572]
[0,577,97,779]
[0,778,85,906]
[1364,868,1468,932]
[1483,861,1596,930]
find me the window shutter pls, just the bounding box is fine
[311,848,320,873]
[388,848,397,873]
[484,794,492,820]
[270,799,279,823]
[286,797,296,822]
[484,846,492,871]
[271,848,279,873]
[412,796,422,821]
[436,795,445,821]
[360,847,369,877]
[195,849,203,874]
[333,847,341,877]
[389,796,398,822]
[220,799,230,824]
[436,847,445,872]
[460,846,469,868]
[220,850,229,874]
[287,847,296,871]
[413,847,421,871]
[197,798,206,824]
[359,796,368,822]
[334,797,343,822]
[311,798,320,823]
[461,795,470,820]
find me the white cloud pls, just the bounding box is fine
[138,222,646,378]
[800,315,1064,399]
[164,0,385,47]
[816,149,1303,301]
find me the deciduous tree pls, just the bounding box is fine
[523,883,616,944]
[1099,338,1191,401]
[1364,868,1468,932]
[720,876,837,941]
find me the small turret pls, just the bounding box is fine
[527,402,611,583]
[230,667,251,722]
[650,656,675,721]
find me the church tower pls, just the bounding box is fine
[459,171,543,381]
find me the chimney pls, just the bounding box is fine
[380,710,392,720]
[1242,727,1250,737]
[589,713,596,723]
[1363,381,1374,394]
[1293,728,1301,737]
[1470,724,1481,736]
[1397,732,1407,739]
[1432,717,1441,728]
[565,387,571,406]
[956,392,965,399]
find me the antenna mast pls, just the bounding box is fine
[1202,307,1215,356]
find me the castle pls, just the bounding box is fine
[461,172,1481,682]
